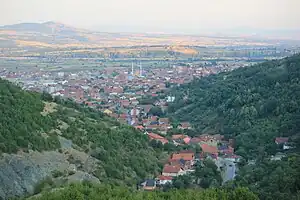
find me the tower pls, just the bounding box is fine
[131,62,134,75]
[139,62,142,77]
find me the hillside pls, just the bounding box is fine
[168,54,300,157]
[167,54,300,199]
[0,79,162,199]
[25,182,258,200]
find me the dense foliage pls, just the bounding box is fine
[168,54,300,158]
[0,79,162,185]
[50,101,163,185]
[234,153,300,200]
[171,159,222,189]
[27,182,258,200]
[168,54,300,199]
[0,79,60,153]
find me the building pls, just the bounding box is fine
[156,175,173,185]
[162,164,185,177]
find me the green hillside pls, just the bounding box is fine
[0,79,162,185]
[168,54,300,158]
[167,54,300,199]
[27,182,258,200]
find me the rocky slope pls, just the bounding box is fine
[0,137,100,199]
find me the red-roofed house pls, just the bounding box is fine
[169,152,195,169]
[162,164,185,177]
[172,134,186,140]
[201,143,218,158]
[178,122,192,130]
[148,133,168,144]
[275,137,289,145]
[134,125,144,130]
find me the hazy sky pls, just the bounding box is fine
[1,0,300,33]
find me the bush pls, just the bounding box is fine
[51,170,64,178]
[34,177,54,194]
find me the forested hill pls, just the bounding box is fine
[28,183,259,200]
[0,79,162,198]
[168,54,300,158]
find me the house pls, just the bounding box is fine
[146,124,159,131]
[159,118,169,125]
[201,143,218,158]
[183,137,191,144]
[120,100,130,108]
[224,154,240,162]
[283,143,294,150]
[142,119,151,126]
[141,179,156,191]
[156,175,173,185]
[270,152,286,161]
[172,134,191,144]
[147,132,168,144]
[157,124,172,134]
[275,137,289,145]
[178,122,192,130]
[169,152,195,169]
[172,134,186,140]
[162,164,185,177]
[130,108,140,116]
[218,145,234,155]
[150,116,158,121]
[134,125,144,130]
[103,109,113,115]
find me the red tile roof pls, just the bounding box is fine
[163,164,182,173]
[172,134,186,140]
[275,137,289,144]
[134,125,144,130]
[157,175,173,181]
[148,133,164,140]
[170,153,194,161]
[179,122,191,128]
[201,143,218,154]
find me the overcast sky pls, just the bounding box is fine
[1,0,300,34]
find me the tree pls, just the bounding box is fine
[148,106,164,117]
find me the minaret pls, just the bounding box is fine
[139,62,142,77]
[131,62,134,75]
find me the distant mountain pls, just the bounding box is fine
[0,21,87,34]
[0,21,279,49]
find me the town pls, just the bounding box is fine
[0,58,294,191]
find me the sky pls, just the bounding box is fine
[1,0,300,34]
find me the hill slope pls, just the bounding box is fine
[168,54,300,158]
[167,54,300,199]
[28,183,259,200]
[0,79,162,199]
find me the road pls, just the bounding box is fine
[222,160,236,183]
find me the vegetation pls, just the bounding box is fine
[234,153,300,200]
[168,54,300,199]
[0,79,60,154]
[168,54,300,159]
[27,182,258,200]
[0,79,162,185]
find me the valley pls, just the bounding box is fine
[0,21,300,200]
